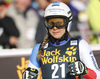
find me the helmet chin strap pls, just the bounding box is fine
[48,31,68,45]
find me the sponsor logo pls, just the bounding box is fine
[89,51,100,71]
[65,46,77,56]
[89,51,93,55]
[41,47,77,65]
[16,57,29,79]
[91,56,100,71]
[52,2,60,7]
[70,40,77,45]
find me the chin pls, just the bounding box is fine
[54,36,61,39]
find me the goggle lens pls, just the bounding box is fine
[45,18,66,29]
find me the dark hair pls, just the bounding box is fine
[0,1,6,5]
[47,0,51,2]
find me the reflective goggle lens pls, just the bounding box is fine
[45,18,66,29]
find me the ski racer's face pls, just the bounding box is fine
[48,18,66,39]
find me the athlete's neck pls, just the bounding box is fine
[49,32,68,45]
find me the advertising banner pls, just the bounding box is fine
[0,56,29,79]
[0,46,100,79]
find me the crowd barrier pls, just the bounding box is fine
[0,44,100,79]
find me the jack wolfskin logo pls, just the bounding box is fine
[65,46,77,56]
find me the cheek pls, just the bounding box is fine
[62,29,66,34]
[49,29,52,34]
[60,29,66,36]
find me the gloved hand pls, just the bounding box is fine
[22,67,38,79]
[67,61,88,76]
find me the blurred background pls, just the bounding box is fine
[0,0,100,79]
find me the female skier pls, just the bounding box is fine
[22,2,100,79]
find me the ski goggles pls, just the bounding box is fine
[45,18,68,29]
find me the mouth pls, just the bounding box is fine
[53,32,59,34]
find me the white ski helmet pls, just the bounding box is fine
[44,2,73,32]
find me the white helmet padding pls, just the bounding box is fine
[44,2,73,32]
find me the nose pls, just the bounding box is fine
[53,26,58,29]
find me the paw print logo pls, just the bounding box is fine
[65,46,77,56]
